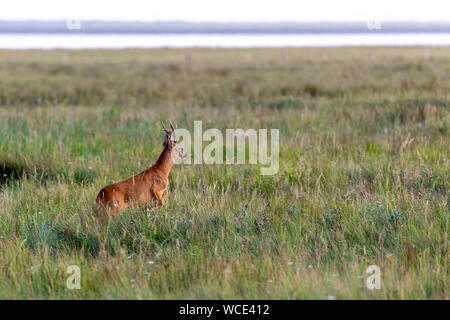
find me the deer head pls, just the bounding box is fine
[162,120,187,160]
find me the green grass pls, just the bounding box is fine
[0,47,448,299]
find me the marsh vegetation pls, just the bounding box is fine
[0,47,448,298]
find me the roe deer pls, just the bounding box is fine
[96,121,186,221]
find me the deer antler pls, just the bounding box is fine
[168,120,175,132]
[162,121,170,134]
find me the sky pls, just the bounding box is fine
[1,0,449,22]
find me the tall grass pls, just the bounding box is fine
[0,47,448,299]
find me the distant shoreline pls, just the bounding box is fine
[1,20,450,34]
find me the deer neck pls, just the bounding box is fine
[153,147,174,177]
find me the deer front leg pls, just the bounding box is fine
[150,188,167,211]
[162,188,168,201]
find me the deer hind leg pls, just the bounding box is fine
[96,202,108,224]
[97,200,121,223]
[96,191,126,223]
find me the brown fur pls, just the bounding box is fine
[96,122,185,222]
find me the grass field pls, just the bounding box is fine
[0,47,448,299]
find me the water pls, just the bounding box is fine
[1,33,450,49]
